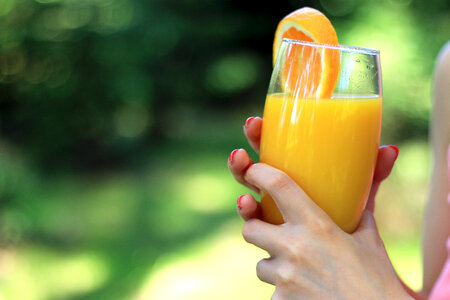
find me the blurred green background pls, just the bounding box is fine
[0,0,448,299]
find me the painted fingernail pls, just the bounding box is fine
[244,117,254,129]
[229,149,239,164]
[237,195,244,210]
[390,145,399,160]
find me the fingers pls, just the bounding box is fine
[227,116,262,194]
[366,145,399,213]
[237,194,261,221]
[244,163,329,224]
[373,145,399,182]
[240,211,285,286]
[244,117,262,154]
[256,257,276,284]
[228,148,259,193]
[242,218,282,254]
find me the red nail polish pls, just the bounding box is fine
[390,145,399,160]
[237,195,244,210]
[229,149,239,164]
[242,162,254,174]
[244,117,254,129]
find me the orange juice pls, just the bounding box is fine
[260,93,382,233]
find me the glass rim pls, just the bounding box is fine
[282,38,380,55]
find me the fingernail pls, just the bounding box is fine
[390,145,399,160]
[237,195,244,210]
[229,149,239,164]
[244,117,254,129]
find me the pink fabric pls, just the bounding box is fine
[428,146,450,300]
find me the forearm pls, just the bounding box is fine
[422,41,450,296]
[422,162,450,295]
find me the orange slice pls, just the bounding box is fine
[273,7,340,98]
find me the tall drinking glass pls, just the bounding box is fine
[260,39,382,233]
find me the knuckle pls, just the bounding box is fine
[271,289,285,300]
[307,216,335,236]
[241,219,258,241]
[244,162,258,178]
[268,171,291,191]
[274,263,297,288]
[279,239,303,263]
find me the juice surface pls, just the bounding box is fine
[260,93,382,233]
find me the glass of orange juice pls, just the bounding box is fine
[260,39,382,233]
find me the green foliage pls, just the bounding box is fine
[0,0,281,168]
[0,0,448,167]
[0,0,448,299]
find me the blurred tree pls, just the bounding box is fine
[0,0,292,169]
[0,0,448,170]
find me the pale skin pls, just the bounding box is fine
[227,42,450,299]
[229,122,412,300]
[422,41,450,297]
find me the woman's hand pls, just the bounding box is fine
[240,163,412,300]
[228,116,399,220]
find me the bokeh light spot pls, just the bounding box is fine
[60,4,94,29]
[205,53,259,95]
[319,0,356,16]
[95,0,135,33]
[183,173,234,213]
[115,104,150,138]
[0,248,109,300]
